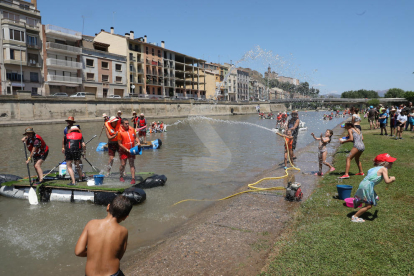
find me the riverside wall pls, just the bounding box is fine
[0,94,285,126]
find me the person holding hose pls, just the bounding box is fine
[118,119,140,185]
[21,127,49,184]
[286,111,300,159]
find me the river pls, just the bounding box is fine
[0,111,345,275]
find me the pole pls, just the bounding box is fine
[20,48,23,90]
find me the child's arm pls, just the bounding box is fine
[380,168,396,184]
[341,129,353,144]
[310,133,321,140]
[118,230,129,260]
[75,222,90,257]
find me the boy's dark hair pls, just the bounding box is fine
[109,195,133,219]
[345,122,355,128]
[327,129,333,143]
[354,108,359,113]
[121,118,129,125]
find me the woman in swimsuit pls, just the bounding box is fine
[351,107,362,132]
[339,122,365,179]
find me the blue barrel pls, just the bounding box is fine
[337,185,353,200]
[93,175,105,185]
[96,142,107,152]
[130,145,142,155]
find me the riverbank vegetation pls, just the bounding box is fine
[262,120,414,275]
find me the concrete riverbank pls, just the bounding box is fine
[122,121,346,275]
[0,94,284,126]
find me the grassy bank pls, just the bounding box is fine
[263,121,414,275]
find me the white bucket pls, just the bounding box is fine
[58,162,67,177]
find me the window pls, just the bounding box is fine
[6,72,23,81]
[26,35,37,46]
[101,61,109,69]
[116,76,122,83]
[158,50,161,57]
[130,74,133,82]
[28,53,38,65]
[32,87,38,94]
[129,44,133,50]
[86,73,94,80]
[102,75,109,82]
[3,12,19,22]
[146,47,148,54]
[103,89,108,98]
[26,18,37,28]
[9,29,24,42]
[158,87,161,95]
[86,59,94,67]
[129,64,133,71]
[115,64,122,71]
[152,48,154,56]
[30,72,39,82]
[129,53,133,60]
[134,45,139,52]
[10,49,14,60]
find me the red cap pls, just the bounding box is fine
[374,153,396,163]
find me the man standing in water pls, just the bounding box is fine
[105,116,120,175]
[118,118,140,184]
[131,111,138,128]
[287,111,300,159]
[21,127,49,184]
[75,195,132,276]
[64,126,86,185]
[137,113,147,144]
[62,116,83,175]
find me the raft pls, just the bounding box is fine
[96,139,162,152]
[0,172,167,205]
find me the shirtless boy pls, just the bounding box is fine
[75,196,133,276]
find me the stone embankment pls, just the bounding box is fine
[0,92,284,126]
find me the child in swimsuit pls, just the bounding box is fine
[277,129,295,170]
[311,130,335,176]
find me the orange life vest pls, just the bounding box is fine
[105,121,120,142]
[118,126,136,150]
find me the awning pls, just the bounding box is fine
[11,82,25,87]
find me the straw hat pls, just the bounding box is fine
[65,116,76,123]
[109,116,118,123]
[22,127,34,135]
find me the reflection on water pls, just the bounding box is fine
[0,112,345,275]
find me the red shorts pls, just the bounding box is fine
[108,142,119,157]
[120,149,135,160]
[139,130,146,136]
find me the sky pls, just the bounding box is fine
[38,0,414,95]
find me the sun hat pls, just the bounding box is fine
[65,116,76,123]
[108,116,118,123]
[391,108,396,112]
[102,113,108,118]
[374,153,396,163]
[117,110,122,113]
[70,126,80,132]
[132,111,137,114]
[140,113,144,116]
[22,127,34,135]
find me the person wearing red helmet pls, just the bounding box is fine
[351,153,396,223]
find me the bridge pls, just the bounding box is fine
[269,98,407,105]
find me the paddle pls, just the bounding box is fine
[82,156,100,172]
[23,141,38,205]
[98,123,106,139]
[42,135,98,179]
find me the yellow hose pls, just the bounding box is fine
[173,133,300,206]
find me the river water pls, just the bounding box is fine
[0,112,345,275]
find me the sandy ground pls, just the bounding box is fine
[123,123,345,276]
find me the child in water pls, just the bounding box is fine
[311,130,335,176]
[75,195,132,276]
[277,130,295,170]
[351,153,396,222]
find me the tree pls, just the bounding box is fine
[367,98,380,107]
[404,91,414,103]
[341,89,379,98]
[384,88,405,98]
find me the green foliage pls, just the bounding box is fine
[384,88,405,98]
[404,91,414,103]
[264,78,319,98]
[341,89,379,98]
[367,98,380,107]
[264,121,414,275]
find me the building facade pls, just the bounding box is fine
[41,24,82,95]
[94,29,206,99]
[237,69,249,100]
[81,35,126,97]
[0,0,42,95]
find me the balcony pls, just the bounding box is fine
[46,42,81,54]
[0,0,40,16]
[47,75,82,84]
[137,58,144,63]
[45,24,82,40]
[1,18,24,27]
[46,58,82,69]
[27,42,41,49]
[137,69,144,74]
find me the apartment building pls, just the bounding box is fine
[81,35,126,97]
[0,0,42,95]
[237,69,249,100]
[223,63,237,101]
[41,24,82,95]
[94,28,206,99]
